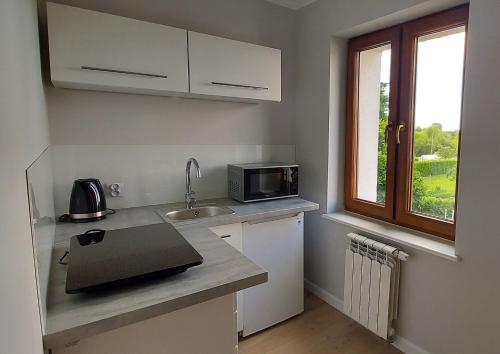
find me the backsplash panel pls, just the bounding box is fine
[26,147,56,333]
[52,145,295,215]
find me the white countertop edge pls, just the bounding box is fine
[322,211,459,262]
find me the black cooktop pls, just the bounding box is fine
[65,223,203,294]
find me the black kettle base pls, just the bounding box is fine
[58,214,108,223]
[70,215,107,223]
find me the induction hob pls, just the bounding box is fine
[65,223,203,293]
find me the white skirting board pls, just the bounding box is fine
[304,279,431,354]
[392,336,433,354]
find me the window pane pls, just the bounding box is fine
[411,26,466,221]
[356,45,391,204]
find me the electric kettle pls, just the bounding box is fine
[68,178,108,222]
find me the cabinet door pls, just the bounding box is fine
[209,223,243,333]
[188,31,281,102]
[49,294,236,354]
[47,3,189,96]
[209,223,243,252]
[242,213,304,336]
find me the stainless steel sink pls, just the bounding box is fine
[163,205,235,222]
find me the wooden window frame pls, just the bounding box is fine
[345,26,401,222]
[345,5,469,241]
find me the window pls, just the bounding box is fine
[345,5,468,240]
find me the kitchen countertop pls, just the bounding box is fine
[44,197,319,349]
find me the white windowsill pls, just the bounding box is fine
[322,211,458,262]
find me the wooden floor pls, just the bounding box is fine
[239,292,402,354]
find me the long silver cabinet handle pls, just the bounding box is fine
[210,81,269,90]
[81,66,168,79]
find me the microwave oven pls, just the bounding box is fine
[228,163,299,202]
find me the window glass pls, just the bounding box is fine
[410,26,466,221]
[356,45,391,204]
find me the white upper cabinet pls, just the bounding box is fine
[46,3,282,102]
[47,3,189,96]
[188,32,282,102]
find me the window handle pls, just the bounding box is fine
[396,123,406,145]
[384,122,394,144]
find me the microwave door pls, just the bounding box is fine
[244,168,288,201]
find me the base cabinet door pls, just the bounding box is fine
[47,3,189,96]
[47,294,237,354]
[209,223,244,333]
[242,213,304,336]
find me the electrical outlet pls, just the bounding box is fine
[109,182,123,197]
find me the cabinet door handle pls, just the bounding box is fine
[81,66,168,79]
[220,234,232,239]
[210,81,269,90]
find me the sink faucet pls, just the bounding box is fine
[185,158,202,209]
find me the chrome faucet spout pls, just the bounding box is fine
[185,158,202,209]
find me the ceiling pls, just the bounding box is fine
[264,0,318,10]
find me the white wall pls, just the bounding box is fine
[296,0,500,353]
[0,0,50,352]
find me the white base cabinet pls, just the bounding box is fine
[242,213,304,336]
[47,294,237,354]
[209,215,304,337]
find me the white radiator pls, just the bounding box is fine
[343,233,408,340]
